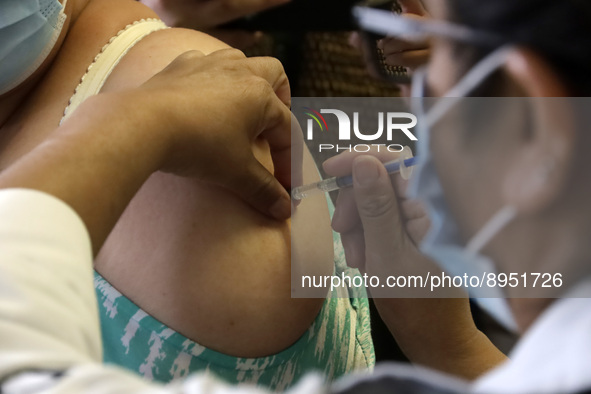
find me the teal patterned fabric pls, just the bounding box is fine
[94,204,374,391]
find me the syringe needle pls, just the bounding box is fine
[291,154,417,201]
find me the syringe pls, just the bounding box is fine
[292,151,417,201]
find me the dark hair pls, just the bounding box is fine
[447,0,591,96]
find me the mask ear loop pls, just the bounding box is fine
[465,159,557,257]
[444,45,513,98]
[435,47,517,256]
[406,68,429,199]
[425,45,515,128]
[465,206,518,257]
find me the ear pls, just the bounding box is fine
[501,48,575,214]
[503,47,570,97]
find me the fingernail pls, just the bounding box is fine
[270,197,291,220]
[353,157,380,187]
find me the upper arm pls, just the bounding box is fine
[100,28,230,93]
[92,16,335,357]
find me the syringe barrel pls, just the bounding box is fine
[291,146,415,200]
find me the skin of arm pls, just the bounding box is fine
[0,92,166,251]
[0,0,333,359]
[0,87,329,394]
[0,46,294,256]
[374,279,508,380]
[90,2,333,358]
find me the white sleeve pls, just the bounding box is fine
[0,189,100,377]
[0,189,327,394]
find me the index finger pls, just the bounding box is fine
[257,94,294,190]
[379,36,429,56]
[241,57,293,188]
[242,56,291,108]
[289,114,304,192]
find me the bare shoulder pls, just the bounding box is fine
[100,23,229,93]
[84,1,337,358]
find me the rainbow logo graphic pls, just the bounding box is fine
[303,107,329,132]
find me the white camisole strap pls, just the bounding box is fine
[61,18,168,123]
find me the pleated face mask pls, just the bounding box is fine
[0,0,68,95]
[408,47,520,333]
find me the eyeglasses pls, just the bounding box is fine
[353,2,505,84]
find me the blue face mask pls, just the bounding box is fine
[0,0,67,95]
[408,46,520,332]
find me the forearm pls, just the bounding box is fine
[0,92,167,254]
[374,295,507,380]
[370,248,507,380]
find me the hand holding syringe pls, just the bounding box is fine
[292,149,417,201]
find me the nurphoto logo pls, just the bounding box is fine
[303,108,418,153]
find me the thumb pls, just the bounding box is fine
[352,156,409,268]
[398,0,428,15]
[232,159,292,221]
